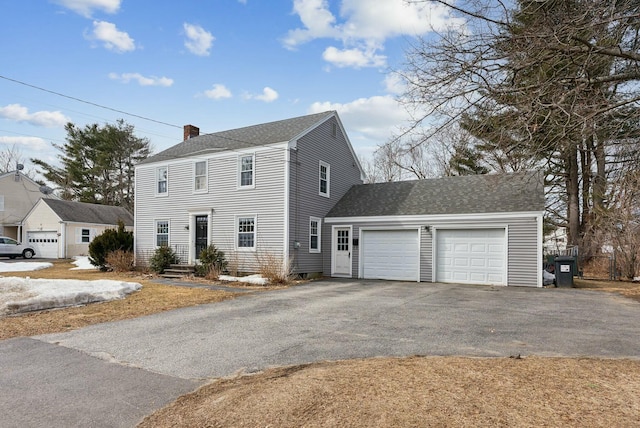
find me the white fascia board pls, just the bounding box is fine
[325,211,544,224]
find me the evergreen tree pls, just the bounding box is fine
[32,119,150,211]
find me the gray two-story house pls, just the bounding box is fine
[134,111,364,276]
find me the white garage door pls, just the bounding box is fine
[362,229,420,281]
[26,231,59,259]
[436,229,505,285]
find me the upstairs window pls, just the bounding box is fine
[156,166,168,195]
[194,161,207,192]
[239,154,255,188]
[319,161,330,198]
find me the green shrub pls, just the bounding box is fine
[88,220,134,270]
[149,245,180,274]
[195,245,228,278]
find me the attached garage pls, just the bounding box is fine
[361,229,419,281]
[435,228,505,286]
[324,172,545,287]
[27,231,59,259]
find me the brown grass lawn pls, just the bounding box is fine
[0,259,238,339]
[2,261,640,426]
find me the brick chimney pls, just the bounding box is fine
[184,124,200,141]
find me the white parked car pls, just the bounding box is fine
[0,236,36,259]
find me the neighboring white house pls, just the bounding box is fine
[0,170,58,240]
[22,199,133,259]
[544,227,568,254]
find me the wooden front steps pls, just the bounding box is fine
[162,264,196,278]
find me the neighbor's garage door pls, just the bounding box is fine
[26,231,59,259]
[436,229,505,285]
[362,229,420,281]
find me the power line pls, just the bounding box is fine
[0,74,182,129]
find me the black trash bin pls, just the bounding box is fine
[554,256,575,287]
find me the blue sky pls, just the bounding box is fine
[0,0,461,175]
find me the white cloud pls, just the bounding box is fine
[0,104,70,128]
[283,0,340,48]
[203,84,232,100]
[284,0,465,68]
[0,136,50,152]
[183,23,214,56]
[53,0,121,18]
[108,72,174,87]
[309,95,408,154]
[88,20,135,52]
[322,46,386,68]
[383,73,406,95]
[245,87,279,103]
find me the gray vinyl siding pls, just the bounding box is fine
[507,218,540,286]
[323,215,541,286]
[134,147,286,272]
[288,117,362,275]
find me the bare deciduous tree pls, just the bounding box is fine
[396,0,640,252]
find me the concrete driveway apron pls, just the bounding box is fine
[2,279,640,427]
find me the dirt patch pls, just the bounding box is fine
[574,278,640,302]
[139,356,640,427]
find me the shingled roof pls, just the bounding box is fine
[327,171,544,218]
[41,199,133,226]
[140,111,336,165]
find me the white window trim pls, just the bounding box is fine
[319,160,330,198]
[309,216,321,253]
[237,153,256,189]
[75,227,97,244]
[235,214,257,251]
[155,166,168,197]
[193,160,208,194]
[155,219,170,247]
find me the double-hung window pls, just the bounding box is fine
[194,161,207,192]
[76,228,96,244]
[237,216,256,250]
[156,220,169,247]
[309,217,321,253]
[156,166,168,195]
[319,161,330,197]
[239,154,254,188]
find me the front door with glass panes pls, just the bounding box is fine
[195,215,208,259]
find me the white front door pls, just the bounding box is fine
[333,227,351,277]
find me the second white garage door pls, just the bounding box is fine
[362,229,420,281]
[436,228,506,285]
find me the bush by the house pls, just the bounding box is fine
[150,245,180,274]
[88,220,134,271]
[256,250,293,284]
[105,249,135,272]
[195,245,228,280]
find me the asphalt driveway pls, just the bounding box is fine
[2,279,640,427]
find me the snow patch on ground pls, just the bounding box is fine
[0,261,53,273]
[70,256,98,270]
[0,277,141,317]
[219,274,268,285]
